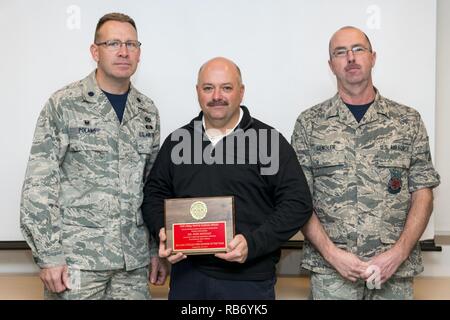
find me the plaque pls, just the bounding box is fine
[164,196,235,255]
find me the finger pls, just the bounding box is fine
[359,262,370,270]
[360,266,375,280]
[52,275,66,293]
[214,252,228,260]
[156,268,167,285]
[215,251,240,262]
[44,278,55,293]
[62,266,71,290]
[55,270,68,293]
[159,247,172,258]
[167,252,186,264]
[159,228,166,241]
[159,235,169,255]
[343,272,358,282]
[149,264,158,284]
[46,272,60,293]
[228,238,239,251]
[229,234,246,250]
[39,273,50,291]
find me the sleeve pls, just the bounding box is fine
[291,116,314,195]
[141,137,174,240]
[148,234,159,258]
[408,114,440,192]
[242,133,313,261]
[20,97,68,268]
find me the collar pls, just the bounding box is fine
[202,108,243,146]
[80,70,151,124]
[324,88,391,128]
[189,105,253,134]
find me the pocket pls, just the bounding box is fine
[313,164,345,177]
[375,153,410,244]
[136,136,154,155]
[311,152,347,196]
[375,155,410,170]
[68,119,108,152]
[375,152,410,196]
[311,151,346,175]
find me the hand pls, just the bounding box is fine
[39,265,70,293]
[364,247,406,284]
[327,247,369,282]
[149,256,169,286]
[158,227,186,264]
[215,234,248,263]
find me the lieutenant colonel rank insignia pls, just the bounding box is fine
[388,169,402,194]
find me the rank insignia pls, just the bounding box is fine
[388,169,402,194]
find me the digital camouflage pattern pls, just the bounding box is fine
[310,271,413,300]
[44,266,151,300]
[292,91,440,277]
[20,71,160,271]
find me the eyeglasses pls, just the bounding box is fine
[95,40,142,52]
[332,45,372,58]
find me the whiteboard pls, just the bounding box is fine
[0,0,437,241]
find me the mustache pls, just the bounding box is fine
[207,99,229,107]
[345,63,361,71]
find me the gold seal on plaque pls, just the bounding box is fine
[190,201,207,220]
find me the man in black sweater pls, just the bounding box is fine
[142,57,312,300]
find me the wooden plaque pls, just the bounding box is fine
[164,196,235,255]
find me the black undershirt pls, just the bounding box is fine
[345,100,374,123]
[103,90,129,123]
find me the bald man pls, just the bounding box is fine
[142,57,312,300]
[292,27,440,299]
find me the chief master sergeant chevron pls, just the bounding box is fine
[292,26,440,299]
[20,12,167,299]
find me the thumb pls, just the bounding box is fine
[62,266,71,289]
[228,236,241,251]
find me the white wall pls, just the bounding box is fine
[0,0,440,241]
[434,0,450,235]
[1,0,449,277]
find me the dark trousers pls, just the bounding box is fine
[168,259,276,300]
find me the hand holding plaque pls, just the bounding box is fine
[164,196,235,255]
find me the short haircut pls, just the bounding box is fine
[197,60,243,85]
[329,26,373,59]
[94,12,137,42]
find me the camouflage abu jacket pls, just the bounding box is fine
[292,91,440,277]
[20,71,160,271]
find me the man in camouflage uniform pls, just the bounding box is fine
[293,26,440,299]
[20,13,167,299]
